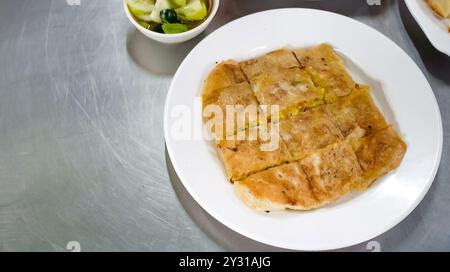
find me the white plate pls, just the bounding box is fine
[405,0,450,56]
[164,9,443,251]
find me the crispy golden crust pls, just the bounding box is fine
[250,67,324,116]
[355,126,407,188]
[240,49,299,79]
[301,141,363,204]
[280,107,343,161]
[293,43,357,100]
[203,82,259,139]
[324,85,388,137]
[217,126,290,181]
[235,162,320,211]
[427,0,450,18]
[202,60,247,96]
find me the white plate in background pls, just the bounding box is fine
[164,9,443,250]
[405,0,450,56]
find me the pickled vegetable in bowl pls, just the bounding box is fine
[126,0,211,34]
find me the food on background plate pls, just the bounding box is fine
[126,0,209,34]
[201,44,407,211]
[426,0,450,18]
[426,0,450,32]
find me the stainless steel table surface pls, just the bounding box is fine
[0,0,449,252]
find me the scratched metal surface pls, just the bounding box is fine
[0,0,449,252]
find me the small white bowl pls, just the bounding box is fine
[123,0,220,44]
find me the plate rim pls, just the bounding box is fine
[164,8,443,250]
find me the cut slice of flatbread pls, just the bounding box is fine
[249,67,325,119]
[300,140,363,204]
[280,107,344,161]
[217,125,290,181]
[203,82,260,139]
[427,0,450,18]
[354,126,407,188]
[235,162,320,211]
[239,49,300,79]
[202,60,247,96]
[293,43,357,102]
[324,85,388,137]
